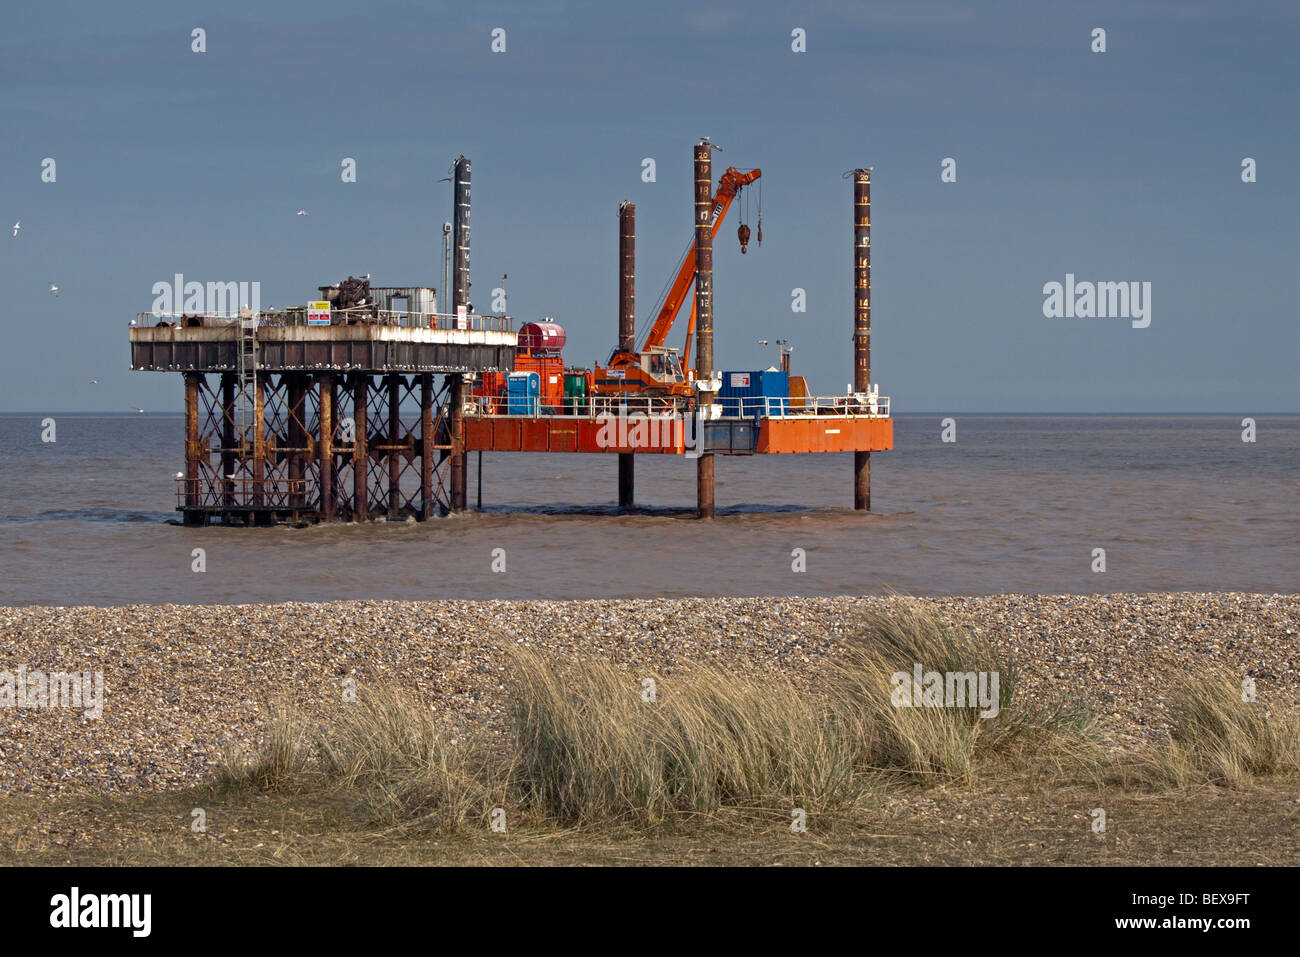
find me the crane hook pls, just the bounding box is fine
[737,222,751,254]
[756,216,762,248]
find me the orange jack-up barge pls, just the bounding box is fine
[463,142,890,516]
[132,143,889,525]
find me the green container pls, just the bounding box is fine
[563,374,587,413]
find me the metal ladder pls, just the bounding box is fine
[236,318,258,448]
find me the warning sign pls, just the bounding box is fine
[730,373,751,388]
[307,301,331,326]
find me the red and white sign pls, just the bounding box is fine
[307,301,331,326]
[730,373,751,388]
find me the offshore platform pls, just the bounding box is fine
[129,141,891,524]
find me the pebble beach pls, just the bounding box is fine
[2,593,1298,795]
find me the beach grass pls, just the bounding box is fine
[216,605,1295,835]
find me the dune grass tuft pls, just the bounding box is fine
[1135,670,1300,789]
[221,606,1295,831]
[509,647,868,825]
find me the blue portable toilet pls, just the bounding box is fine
[506,371,541,415]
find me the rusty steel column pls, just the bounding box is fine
[220,372,236,509]
[319,372,335,522]
[694,141,715,519]
[452,155,471,316]
[353,374,368,522]
[387,374,401,518]
[450,375,466,511]
[618,200,636,509]
[449,155,471,512]
[287,375,306,512]
[252,373,266,509]
[184,372,201,513]
[420,373,434,519]
[853,169,872,511]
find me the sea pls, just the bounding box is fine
[1,414,1296,606]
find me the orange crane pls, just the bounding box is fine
[593,166,761,398]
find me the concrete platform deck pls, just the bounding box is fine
[130,323,516,373]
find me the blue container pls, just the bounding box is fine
[506,371,540,415]
[717,370,790,417]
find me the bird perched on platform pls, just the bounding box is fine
[11,220,19,238]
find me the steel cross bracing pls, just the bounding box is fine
[179,370,457,524]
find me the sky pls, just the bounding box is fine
[1,0,1297,413]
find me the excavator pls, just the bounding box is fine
[592,166,761,399]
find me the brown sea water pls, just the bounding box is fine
[1,414,1296,606]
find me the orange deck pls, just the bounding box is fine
[757,416,892,453]
[461,415,892,454]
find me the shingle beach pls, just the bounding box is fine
[2,593,1298,795]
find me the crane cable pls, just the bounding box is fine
[633,233,694,352]
[631,167,759,350]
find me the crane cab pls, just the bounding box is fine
[641,347,684,385]
[593,345,691,397]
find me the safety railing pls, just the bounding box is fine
[723,394,891,418]
[135,310,514,333]
[464,392,890,419]
[465,394,687,418]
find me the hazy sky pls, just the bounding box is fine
[3,0,1297,412]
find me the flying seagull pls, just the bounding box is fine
[89,379,99,385]
[296,209,309,216]
[48,282,59,296]
[11,220,19,238]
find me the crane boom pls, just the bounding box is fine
[591,164,761,400]
[639,166,761,356]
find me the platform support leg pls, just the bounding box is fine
[220,372,236,510]
[855,451,870,511]
[420,373,435,519]
[450,375,467,512]
[353,374,368,522]
[319,372,335,522]
[183,372,202,515]
[288,376,306,514]
[618,453,634,508]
